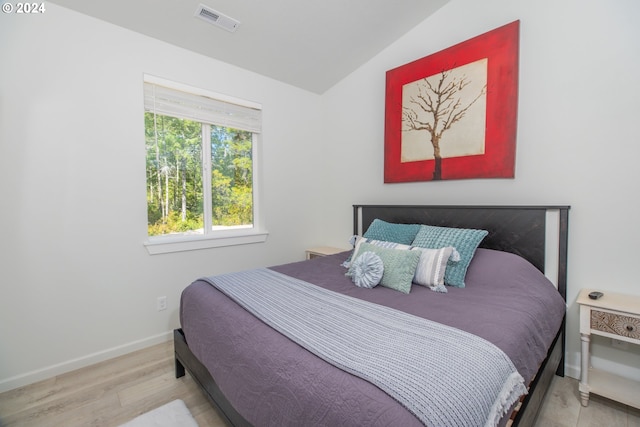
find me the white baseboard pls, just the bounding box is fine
[564,362,580,380]
[563,359,640,382]
[0,330,172,393]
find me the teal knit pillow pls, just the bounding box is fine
[348,242,420,294]
[411,225,488,288]
[363,219,420,245]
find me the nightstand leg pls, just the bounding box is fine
[579,333,590,406]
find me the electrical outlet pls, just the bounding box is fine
[157,296,167,311]
[611,338,629,350]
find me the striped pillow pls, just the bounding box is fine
[343,236,411,268]
[411,246,456,293]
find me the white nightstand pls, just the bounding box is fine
[305,246,348,260]
[577,289,640,409]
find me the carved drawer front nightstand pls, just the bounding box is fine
[577,289,640,409]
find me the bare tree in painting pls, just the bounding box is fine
[402,68,487,180]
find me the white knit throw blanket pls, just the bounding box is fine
[204,268,527,427]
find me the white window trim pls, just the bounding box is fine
[142,74,267,254]
[144,230,269,255]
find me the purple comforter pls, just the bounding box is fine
[180,248,565,426]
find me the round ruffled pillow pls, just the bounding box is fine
[347,251,384,288]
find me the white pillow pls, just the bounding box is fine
[343,236,410,268]
[411,246,456,292]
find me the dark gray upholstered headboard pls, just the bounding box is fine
[353,205,570,301]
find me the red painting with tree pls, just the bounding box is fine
[384,21,519,182]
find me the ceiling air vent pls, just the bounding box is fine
[194,4,240,33]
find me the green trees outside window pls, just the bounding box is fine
[145,112,253,237]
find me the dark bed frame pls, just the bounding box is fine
[175,204,570,427]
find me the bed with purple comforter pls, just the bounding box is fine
[176,205,569,427]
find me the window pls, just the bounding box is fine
[143,75,266,254]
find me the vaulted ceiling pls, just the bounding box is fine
[50,0,449,93]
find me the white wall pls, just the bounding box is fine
[0,4,328,391]
[2,0,639,391]
[321,0,640,380]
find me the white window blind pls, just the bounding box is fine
[143,77,261,133]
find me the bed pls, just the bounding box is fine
[175,204,570,427]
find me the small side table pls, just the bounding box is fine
[305,246,348,260]
[577,288,640,409]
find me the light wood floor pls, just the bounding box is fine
[0,341,226,427]
[1,341,638,426]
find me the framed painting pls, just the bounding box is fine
[384,20,519,182]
